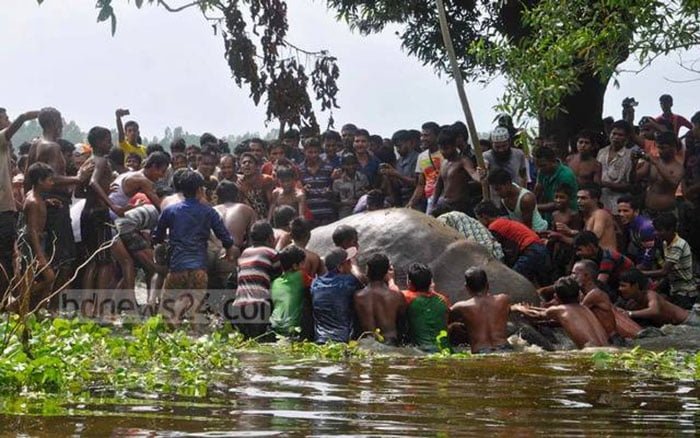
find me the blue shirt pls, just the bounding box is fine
[310,271,363,343]
[152,198,234,272]
[625,214,661,269]
[358,154,382,187]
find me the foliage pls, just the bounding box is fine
[592,346,700,380]
[328,0,700,129]
[38,0,340,132]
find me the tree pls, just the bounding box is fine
[38,0,340,134]
[327,0,700,145]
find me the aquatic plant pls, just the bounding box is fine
[592,347,700,381]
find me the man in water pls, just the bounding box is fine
[571,260,623,342]
[401,263,450,351]
[449,267,511,354]
[354,253,406,345]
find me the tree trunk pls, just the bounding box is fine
[539,72,610,156]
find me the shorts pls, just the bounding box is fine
[44,193,77,267]
[162,269,209,323]
[80,207,113,265]
[0,211,17,283]
[514,242,551,285]
[121,231,149,253]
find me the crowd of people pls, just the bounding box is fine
[0,94,699,351]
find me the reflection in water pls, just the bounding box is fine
[1,353,698,436]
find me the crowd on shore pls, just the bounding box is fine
[1,93,699,352]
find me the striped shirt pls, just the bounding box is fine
[663,234,696,297]
[299,161,336,224]
[234,246,281,305]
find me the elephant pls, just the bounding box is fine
[307,208,540,305]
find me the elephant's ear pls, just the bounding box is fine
[430,240,491,302]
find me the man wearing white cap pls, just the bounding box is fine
[483,127,528,203]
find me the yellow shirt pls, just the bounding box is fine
[119,140,147,159]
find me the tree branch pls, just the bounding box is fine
[156,0,203,13]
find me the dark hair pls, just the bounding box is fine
[691,111,700,125]
[279,245,306,271]
[239,152,259,166]
[26,162,54,187]
[655,131,677,148]
[108,147,125,166]
[578,183,602,200]
[574,259,599,277]
[234,142,250,155]
[573,230,599,248]
[58,139,75,154]
[332,225,358,247]
[610,120,632,136]
[283,129,300,140]
[299,126,317,138]
[249,138,267,151]
[474,201,501,218]
[451,121,469,142]
[659,94,673,103]
[178,169,204,198]
[391,129,410,144]
[553,276,580,304]
[156,186,175,198]
[170,138,187,153]
[200,133,217,146]
[437,126,458,147]
[290,217,311,242]
[87,126,111,150]
[276,166,295,180]
[408,130,421,142]
[576,129,598,144]
[171,168,189,192]
[273,205,298,228]
[619,268,648,290]
[421,122,440,136]
[172,152,187,163]
[366,190,385,210]
[38,107,61,130]
[216,180,239,203]
[124,120,139,131]
[369,135,383,147]
[342,154,358,165]
[355,129,370,140]
[487,168,513,186]
[143,151,170,169]
[341,123,357,133]
[19,142,32,155]
[302,137,322,150]
[201,143,220,156]
[555,183,573,196]
[367,253,390,282]
[408,263,432,292]
[199,152,217,164]
[250,220,274,244]
[616,194,640,211]
[652,213,677,232]
[146,144,165,155]
[322,130,341,143]
[126,153,142,166]
[464,267,488,293]
[533,146,556,161]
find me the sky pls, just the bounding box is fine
[2,0,698,140]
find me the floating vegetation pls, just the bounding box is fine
[592,347,700,381]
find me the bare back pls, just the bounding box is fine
[354,282,406,344]
[646,160,683,211]
[301,248,325,277]
[451,294,510,353]
[28,139,68,193]
[546,304,609,348]
[214,202,256,247]
[581,287,616,338]
[585,208,617,251]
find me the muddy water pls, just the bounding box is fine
[1,353,697,436]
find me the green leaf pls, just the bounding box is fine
[97,5,113,23]
[135,0,144,7]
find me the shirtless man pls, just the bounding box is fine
[108,151,170,216]
[449,267,511,354]
[635,132,684,217]
[619,269,700,327]
[566,131,601,186]
[289,217,325,277]
[26,108,92,286]
[272,205,296,251]
[82,127,125,290]
[571,260,623,341]
[512,276,609,348]
[432,127,482,215]
[558,184,617,251]
[354,253,406,345]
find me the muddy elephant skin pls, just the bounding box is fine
[307,209,539,305]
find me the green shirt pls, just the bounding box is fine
[537,162,579,221]
[402,289,449,351]
[270,271,310,336]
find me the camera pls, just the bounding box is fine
[622,97,639,108]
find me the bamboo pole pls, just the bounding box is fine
[435,0,489,200]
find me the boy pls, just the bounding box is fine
[354,253,406,345]
[151,170,236,323]
[299,137,336,226]
[289,217,325,277]
[21,162,56,309]
[512,276,609,349]
[551,184,581,234]
[333,154,369,219]
[270,245,313,339]
[268,166,307,221]
[566,130,602,186]
[401,263,450,351]
[311,247,363,343]
[449,267,511,354]
[115,108,146,159]
[642,213,697,309]
[432,127,482,215]
[619,269,700,327]
[233,220,280,338]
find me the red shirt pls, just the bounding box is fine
[488,217,541,252]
